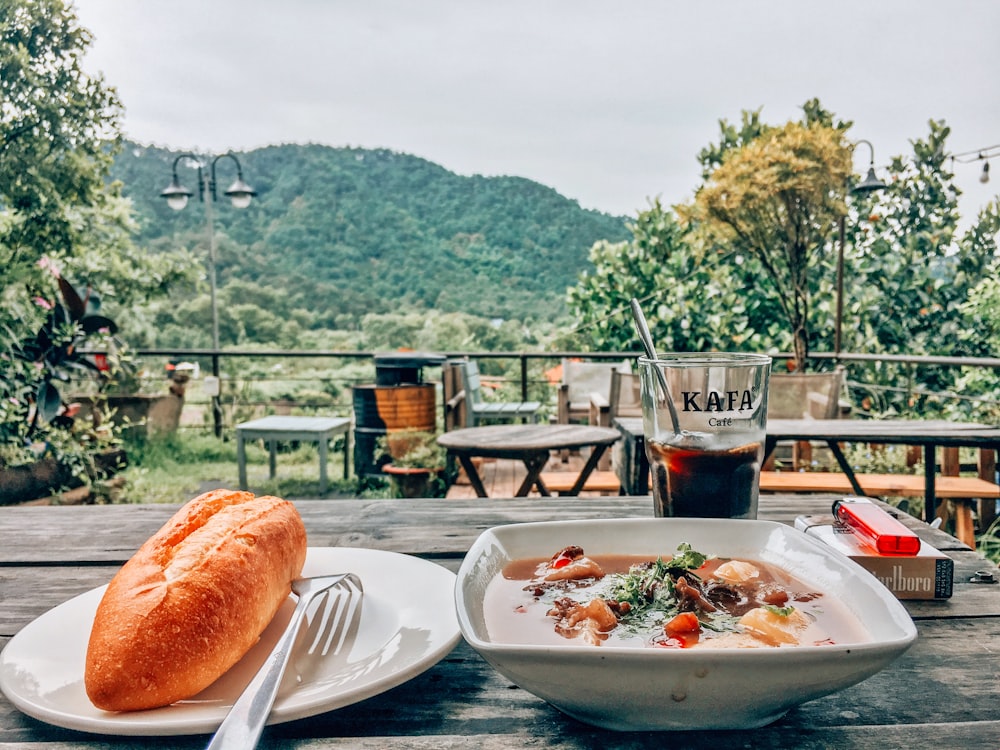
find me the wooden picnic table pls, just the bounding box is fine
[763,419,1000,520]
[438,423,620,497]
[614,416,1000,521]
[2,496,999,748]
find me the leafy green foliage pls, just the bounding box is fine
[609,544,708,613]
[843,122,1000,416]
[0,270,131,481]
[16,277,118,424]
[688,120,853,370]
[762,604,795,617]
[950,253,1000,422]
[978,516,1000,566]
[566,102,1000,422]
[667,542,710,571]
[563,200,756,353]
[0,1,194,483]
[608,556,680,615]
[1,0,121,270]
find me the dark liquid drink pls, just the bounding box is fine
[647,436,763,518]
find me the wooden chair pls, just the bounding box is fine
[608,370,642,421]
[768,368,846,421]
[603,370,643,474]
[447,359,542,428]
[766,367,846,469]
[554,360,628,467]
[556,360,629,427]
[538,368,634,491]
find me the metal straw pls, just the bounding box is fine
[630,298,681,434]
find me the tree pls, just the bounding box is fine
[852,121,998,359]
[685,120,853,371]
[1,0,121,273]
[842,121,1000,414]
[0,0,194,479]
[567,102,1000,419]
[952,252,1000,422]
[564,199,754,353]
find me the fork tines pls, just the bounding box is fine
[305,574,363,657]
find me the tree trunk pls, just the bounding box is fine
[792,325,808,372]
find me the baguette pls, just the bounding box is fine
[84,489,307,712]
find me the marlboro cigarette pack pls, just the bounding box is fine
[794,514,953,600]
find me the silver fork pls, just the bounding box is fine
[205,573,363,750]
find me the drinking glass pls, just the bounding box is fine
[638,353,771,519]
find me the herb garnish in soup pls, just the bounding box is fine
[486,543,869,648]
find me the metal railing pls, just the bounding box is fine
[102,347,1000,439]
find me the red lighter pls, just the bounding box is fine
[832,497,921,556]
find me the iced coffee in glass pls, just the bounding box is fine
[638,353,771,519]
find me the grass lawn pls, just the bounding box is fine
[117,432,372,503]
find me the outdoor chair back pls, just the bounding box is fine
[557,359,630,426]
[767,367,846,421]
[766,366,846,469]
[604,369,643,475]
[608,370,643,420]
[451,359,542,428]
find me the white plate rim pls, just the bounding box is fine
[0,547,460,736]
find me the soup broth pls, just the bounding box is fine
[485,547,871,649]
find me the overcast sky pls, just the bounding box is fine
[74,0,999,223]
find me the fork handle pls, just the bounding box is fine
[205,590,318,750]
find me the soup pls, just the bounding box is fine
[484,544,871,649]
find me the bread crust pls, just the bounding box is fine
[84,489,307,711]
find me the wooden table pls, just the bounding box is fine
[236,416,352,493]
[614,416,1000,520]
[2,496,1000,748]
[438,424,620,497]
[764,419,1000,520]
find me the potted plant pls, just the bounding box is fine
[375,430,448,498]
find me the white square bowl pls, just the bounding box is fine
[455,518,917,731]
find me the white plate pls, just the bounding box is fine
[0,547,460,736]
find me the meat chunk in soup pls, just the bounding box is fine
[548,597,619,646]
[539,545,605,582]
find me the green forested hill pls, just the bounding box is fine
[111,142,630,324]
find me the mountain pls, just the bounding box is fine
[111,141,631,323]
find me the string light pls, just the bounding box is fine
[950,143,1000,186]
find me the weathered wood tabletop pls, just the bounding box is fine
[2,495,1000,749]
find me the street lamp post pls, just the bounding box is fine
[834,139,886,359]
[160,152,256,438]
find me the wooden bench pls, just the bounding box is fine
[759,470,1000,548]
[538,470,622,495]
[759,470,1000,499]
